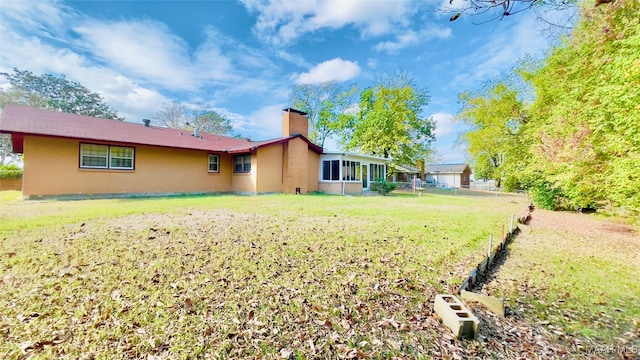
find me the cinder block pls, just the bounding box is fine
[434,294,480,339]
[460,290,505,317]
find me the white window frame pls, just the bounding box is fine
[234,154,251,173]
[80,143,134,170]
[342,160,361,181]
[322,160,340,181]
[208,154,220,173]
[109,146,135,170]
[370,163,386,182]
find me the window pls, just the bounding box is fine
[370,164,385,181]
[80,143,134,170]
[109,146,134,169]
[80,144,108,168]
[208,154,219,173]
[342,160,361,181]
[234,154,251,173]
[321,160,340,181]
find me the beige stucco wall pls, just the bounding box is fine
[230,152,256,193]
[319,181,342,194]
[344,182,363,195]
[22,136,234,197]
[307,151,319,192]
[0,177,22,191]
[318,181,362,195]
[256,144,284,193]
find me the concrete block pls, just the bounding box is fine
[478,258,489,273]
[434,294,480,339]
[460,290,505,317]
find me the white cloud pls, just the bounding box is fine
[438,0,471,13]
[0,0,294,127]
[240,104,286,139]
[430,112,458,139]
[73,19,201,91]
[240,0,417,45]
[0,0,73,41]
[374,26,452,53]
[293,58,361,84]
[433,143,466,163]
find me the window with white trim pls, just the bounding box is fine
[80,143,134,170]
[208,154,219,173]
[342,160,361,181]
[234,154,251,173]
[370,164,385,181]
[321,160,340,181]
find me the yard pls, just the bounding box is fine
[0,191,638,359]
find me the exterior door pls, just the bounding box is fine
[362,164,368,190]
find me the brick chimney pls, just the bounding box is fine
[282,108,308,138]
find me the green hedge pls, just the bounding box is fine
[371,178,397,196]
[0,164,23,179]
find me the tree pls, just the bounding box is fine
[288,82,358,148]
[192,110,233,136]
[153,102,234,136]
[457,0,640,214]
[456,76,530,190]
[0,87,50,163]
[0,68,123,120]
[154,102,191,129]
[338,71,434,166]
[522,0,640,212]
[444,0,576,21]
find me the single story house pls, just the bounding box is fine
[0,105,387,199]
[424,163,472,188]
[387,163,420,183]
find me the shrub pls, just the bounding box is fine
[0,164,23,179]
[371,178,397,196]
[528,180,562,210]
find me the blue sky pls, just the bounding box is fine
[0,0,564,163]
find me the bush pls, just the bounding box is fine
[371,178,397,196]
[528,180,562,210]
[0,164,23,179]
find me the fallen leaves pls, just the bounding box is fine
[4,199,635,359]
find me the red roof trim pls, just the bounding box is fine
[0,105,325,155]
[226,134,323,154]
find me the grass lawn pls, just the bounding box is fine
[480,209,640,357]
[0,191,525,359]
[1,191,637,359]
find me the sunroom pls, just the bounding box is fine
[318,152,388,195]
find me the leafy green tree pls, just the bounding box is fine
[191,110,233,136]
[457,76,529,190]
[339,71,434,166]
[0,68,122,120]
[288,81,358,148]
[523,0,640,212]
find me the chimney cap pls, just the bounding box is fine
[283,107,308,116]
[142,118,151,127]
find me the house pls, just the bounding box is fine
[424,163,472,188]
[0,105,387,199]
[387,163,420,183]
[319,152,387,195]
